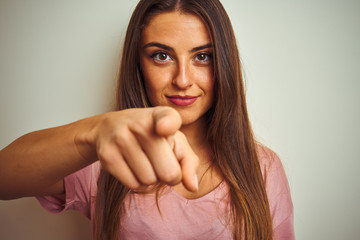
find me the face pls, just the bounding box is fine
[140,11,214,127]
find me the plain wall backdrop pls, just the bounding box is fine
[0,0,359,239]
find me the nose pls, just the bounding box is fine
[172,60,193,89]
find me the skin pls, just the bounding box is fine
[141,11,214,129]
[0,107,199,199]
[140,11,222,199]
[0,11,223,200]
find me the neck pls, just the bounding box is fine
[180,116,207,150]
[179,116,213,169]
[175,116,224,199]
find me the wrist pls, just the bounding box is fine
[72,115,101,163]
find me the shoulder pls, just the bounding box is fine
[255,143,289,194]
[255,144,294,235]
[255,143,284,180]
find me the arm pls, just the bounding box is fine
[0,116,98,199]
[0,107,199,200]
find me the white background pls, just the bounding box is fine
[0,0,359,239]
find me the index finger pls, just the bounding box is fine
[173,131,199,192]
[152,106,182,137]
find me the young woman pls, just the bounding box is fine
[0,0,294,239]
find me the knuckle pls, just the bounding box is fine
[127,181,142,190]
[159,168,181,184]
[112,130,130,148]
[97,146,123,168]
[97,147,112,163]
[139,174,158,186]
[111,131,133,152]
[129,120,149,136]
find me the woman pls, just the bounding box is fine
[0,0,294,239]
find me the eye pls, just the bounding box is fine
[151,51,171,63]
[194,52,212,63]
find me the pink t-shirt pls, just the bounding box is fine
[37,145,294,239]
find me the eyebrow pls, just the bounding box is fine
[143,42,212,53]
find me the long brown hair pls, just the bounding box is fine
[94,0,273,239]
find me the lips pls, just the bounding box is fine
[167,95,198,106]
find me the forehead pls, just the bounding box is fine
[141,11,211,46]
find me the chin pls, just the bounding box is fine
[178,112,206,128]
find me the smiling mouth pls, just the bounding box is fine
[167,95,198,106]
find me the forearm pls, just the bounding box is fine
[0,107,199,199]
[0,117,98,199]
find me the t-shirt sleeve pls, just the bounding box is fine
[36,162,99,219]
[257,146,295,240]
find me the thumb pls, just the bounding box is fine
[152,106,182,137]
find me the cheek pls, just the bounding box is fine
[144,76,159,100]
[143,61,173,88]
[195,67,214,92]
[143,68,169,104]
